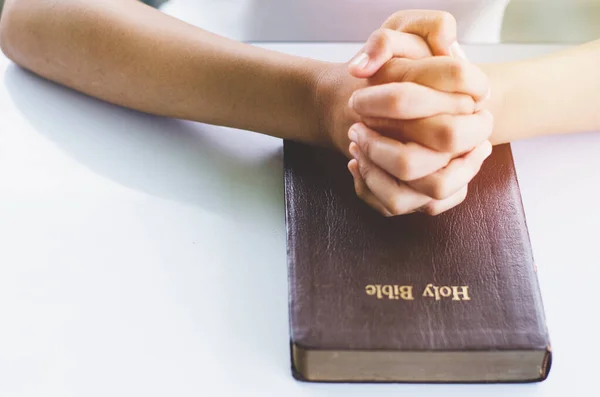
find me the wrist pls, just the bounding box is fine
[478,61,527,145]
[312,62,363,157]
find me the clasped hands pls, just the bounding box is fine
[323,10,493,217]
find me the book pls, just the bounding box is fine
[282,140,552,383]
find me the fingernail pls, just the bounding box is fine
[475,88,491,112]
[347,161,354,176]
[349,52,369,70]
[485,141,493,156]
[349,142,360,160]
[347,160,358,178]
[484,87,492,101]
[450,41,468,60]
[348,126,359,143]
[348,93,355,109]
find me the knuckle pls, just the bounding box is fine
[422,202,442,216]
[382,209,395,217]
[430,177,452,200]
[435,11,457,31]
[394,153,415,181]
[391,90,406,114]
[369,28,390,52]
[390,197,410,216]
[387,11,406,26]
[390,84,413,117]
[388,206,402,217]
[447,60,468,86]
[436,117,460,152]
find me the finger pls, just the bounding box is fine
[408,140,493,200]
[349,82,476,120]
[349,143,432,216]
[348,122,451,181]
[371,56,490,103]
[382,10,462,57]
[362,109,494,155]
[348,29,433,78]
[348,159,393,217]
[421,185,469,216]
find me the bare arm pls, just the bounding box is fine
[0,3,492,218]
[0,0,332,145]
[482,39,600,145]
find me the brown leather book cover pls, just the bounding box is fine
[283,140,552,383]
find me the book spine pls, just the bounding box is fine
[283,141,301,343]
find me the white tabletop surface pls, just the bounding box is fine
[1,20,599,397]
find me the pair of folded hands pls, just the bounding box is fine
[325,10,494,217]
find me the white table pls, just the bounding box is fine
[0,23,598,397]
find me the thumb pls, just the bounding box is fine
[347,28,432,79]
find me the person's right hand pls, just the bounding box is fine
[339,11,493,216]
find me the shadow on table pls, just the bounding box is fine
[3,64,284,218]
[4,64,290,372]
[2,64,574,393]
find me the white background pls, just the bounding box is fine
[1,1,599,396]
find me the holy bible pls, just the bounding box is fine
[283,140,552,383]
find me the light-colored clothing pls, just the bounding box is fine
[153,0,511,43]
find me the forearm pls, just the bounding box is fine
[482,39,600,145]
[0,0,331,145]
